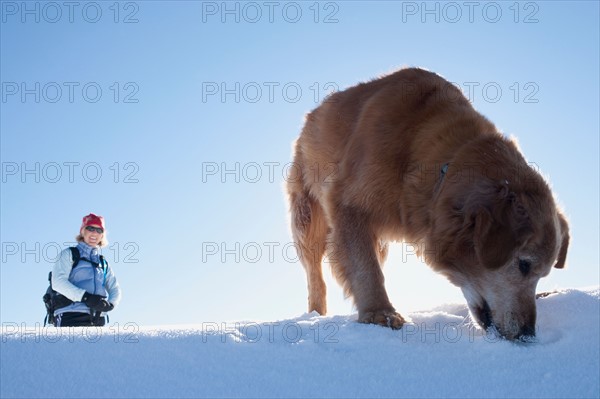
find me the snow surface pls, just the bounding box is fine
[1,287,599,398]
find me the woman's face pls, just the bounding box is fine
[81,225,104,247]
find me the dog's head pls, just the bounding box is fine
[431,146,570,341]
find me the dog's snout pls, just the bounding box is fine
[475,300,493,329]
[517,324,536,341]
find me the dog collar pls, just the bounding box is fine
[434,163,450,197]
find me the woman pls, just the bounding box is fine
[51,213,122,327]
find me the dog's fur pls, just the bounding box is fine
[287,68,569,340]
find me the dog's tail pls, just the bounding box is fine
[287,145,329,315]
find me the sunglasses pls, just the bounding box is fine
[85,226,104,234]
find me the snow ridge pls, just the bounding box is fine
[1,288,598,398]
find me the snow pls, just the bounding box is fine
[2,288,599,398]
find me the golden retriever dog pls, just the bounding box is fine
[287,67,569,341]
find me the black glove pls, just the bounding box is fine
[94,299,113,312]
[81,292,111,311]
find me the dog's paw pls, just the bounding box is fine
[359,310,406,330]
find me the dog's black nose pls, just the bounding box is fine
[517,324,536,341]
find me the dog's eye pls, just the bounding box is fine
[518,259,532,276]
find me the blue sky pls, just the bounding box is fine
[1,1,598,326]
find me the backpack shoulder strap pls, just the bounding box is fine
[69,247,80,269]
[99,255,108,286]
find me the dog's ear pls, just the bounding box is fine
[553,211,570,269]
[473,207,518,270]
[471,186,533,269]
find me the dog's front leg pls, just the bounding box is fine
[330,206,406,329]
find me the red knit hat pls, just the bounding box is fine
[81,213,105,230]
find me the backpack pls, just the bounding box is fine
[43,247,107,326]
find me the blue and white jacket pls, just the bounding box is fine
[52,242,122,316]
